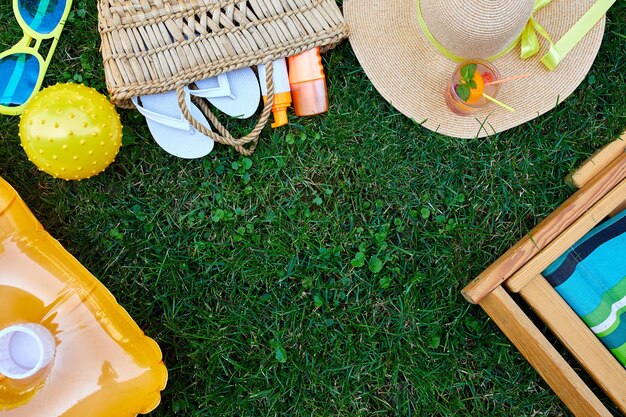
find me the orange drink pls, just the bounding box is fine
[445,59,500,115]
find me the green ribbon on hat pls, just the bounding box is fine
[519,0,553,61]
[416,0,615,70]
[538,0,616,70]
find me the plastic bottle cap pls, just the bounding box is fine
[287,48,325,83]
[0,324,56,379]
[271,109,289,128]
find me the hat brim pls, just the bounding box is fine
[344,0,606,138]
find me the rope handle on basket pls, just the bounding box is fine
[176,62,275,156]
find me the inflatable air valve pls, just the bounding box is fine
[0,176,167,416]
[258,59,292,128]
[0,324,56,380]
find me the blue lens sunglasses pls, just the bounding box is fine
[0,0,73,115]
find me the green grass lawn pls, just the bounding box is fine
[1,1,625,416]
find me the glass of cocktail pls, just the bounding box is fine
[445,59,501,115]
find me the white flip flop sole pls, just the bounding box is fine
[132,90,214,159]
[191,67,261,119]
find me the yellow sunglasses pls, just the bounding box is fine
[0,0,72,116]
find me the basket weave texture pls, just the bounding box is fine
[98,0,349,108]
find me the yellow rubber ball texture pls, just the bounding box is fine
[19,83,123,180]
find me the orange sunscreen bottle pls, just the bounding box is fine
[258,59,292,128]
[287,47,328,116]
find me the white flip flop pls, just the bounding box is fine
[190,67,261,119]
[132,89,214,159]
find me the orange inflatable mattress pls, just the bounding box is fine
[0,177,167,416]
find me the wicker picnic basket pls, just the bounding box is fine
[97,0,349,154]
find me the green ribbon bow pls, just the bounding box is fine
[521,0,615,70]
[519,0,553,61]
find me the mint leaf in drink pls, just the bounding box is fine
[469,80,477,89]
[460,65,470,81]
[455,83,470,101]
[460,63,477,82]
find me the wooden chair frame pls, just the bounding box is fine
[462,133,626,417]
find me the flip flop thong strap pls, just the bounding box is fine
[188,74,235,99]
[177,62,275,156]
[131,95,191,131]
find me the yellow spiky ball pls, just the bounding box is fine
[19,83,122,180]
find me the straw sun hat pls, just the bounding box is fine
[344,0,611,138]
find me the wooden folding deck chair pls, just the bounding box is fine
[462,132,626,417]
